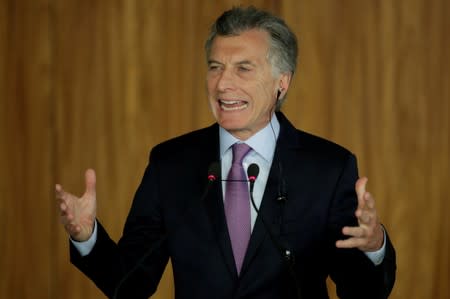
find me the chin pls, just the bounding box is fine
[217,119,245,131]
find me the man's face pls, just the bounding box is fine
[206,29,290,140]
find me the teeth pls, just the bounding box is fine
[221,103,248,111]
[219,99,247,111]
[221,100,241,105]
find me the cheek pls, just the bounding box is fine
[256,75,277,96]
[254,84,277,109]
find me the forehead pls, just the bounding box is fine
[209,29,271,62]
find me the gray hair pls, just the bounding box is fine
[205,6,298,109]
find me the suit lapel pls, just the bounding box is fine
[240,112,303,276]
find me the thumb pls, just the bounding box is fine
[355,177,368,205]
[355,177,368,194]
[85,168,96,196]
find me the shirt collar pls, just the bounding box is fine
[219,114,280,163]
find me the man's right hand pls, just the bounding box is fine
[55,169,97,242]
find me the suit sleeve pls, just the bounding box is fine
[327,154,396,299]
[70,149,170,299]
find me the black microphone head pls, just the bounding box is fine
[247,163,259,182]
[207,161,220,182]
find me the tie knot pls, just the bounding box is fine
[232,143,251,164]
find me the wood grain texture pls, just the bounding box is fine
[282,1,449,298]
[0,0,448,298]
[0,0,54,298]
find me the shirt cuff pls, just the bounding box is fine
[70,220,98,257]
[364,228,386,266]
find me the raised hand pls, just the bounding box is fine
[336,177,384,252]
[55,169,97,242]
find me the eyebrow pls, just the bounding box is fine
[207,59,256,67]
[236,60,255,67]
[207,59,222,65]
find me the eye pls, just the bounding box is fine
[208,64,221,72]
[238,66,250,72]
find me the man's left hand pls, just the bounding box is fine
[336,177,384,252]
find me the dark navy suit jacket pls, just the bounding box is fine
[71,112,396,299]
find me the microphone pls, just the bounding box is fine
[202,161,220,199]
[246,163,301,299]
[112,162,220,299]
[247,163,259,194]
[246,163,260,215]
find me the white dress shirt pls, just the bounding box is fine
[219,114,280,231]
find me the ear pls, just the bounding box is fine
[278,72,292,99]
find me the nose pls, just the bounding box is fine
[216,68,235,92]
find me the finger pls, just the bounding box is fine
[59,202,67,212]
[55,184,65,199]
[336,237,366,249]
[355,177,368,195]
[355,177,368,208]
[363,192,375,209]
[357,194,378,225]
[85,169,96,196]
[342,226,366,238]
[59,198,75,215]
[358,211,372,224]
[60,213,74,226]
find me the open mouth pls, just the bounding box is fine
[219,99,248,111]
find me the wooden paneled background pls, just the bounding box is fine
[1,0,448,298]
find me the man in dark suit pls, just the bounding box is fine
[56,6,396,299]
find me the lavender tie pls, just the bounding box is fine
[225,143,252,274]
